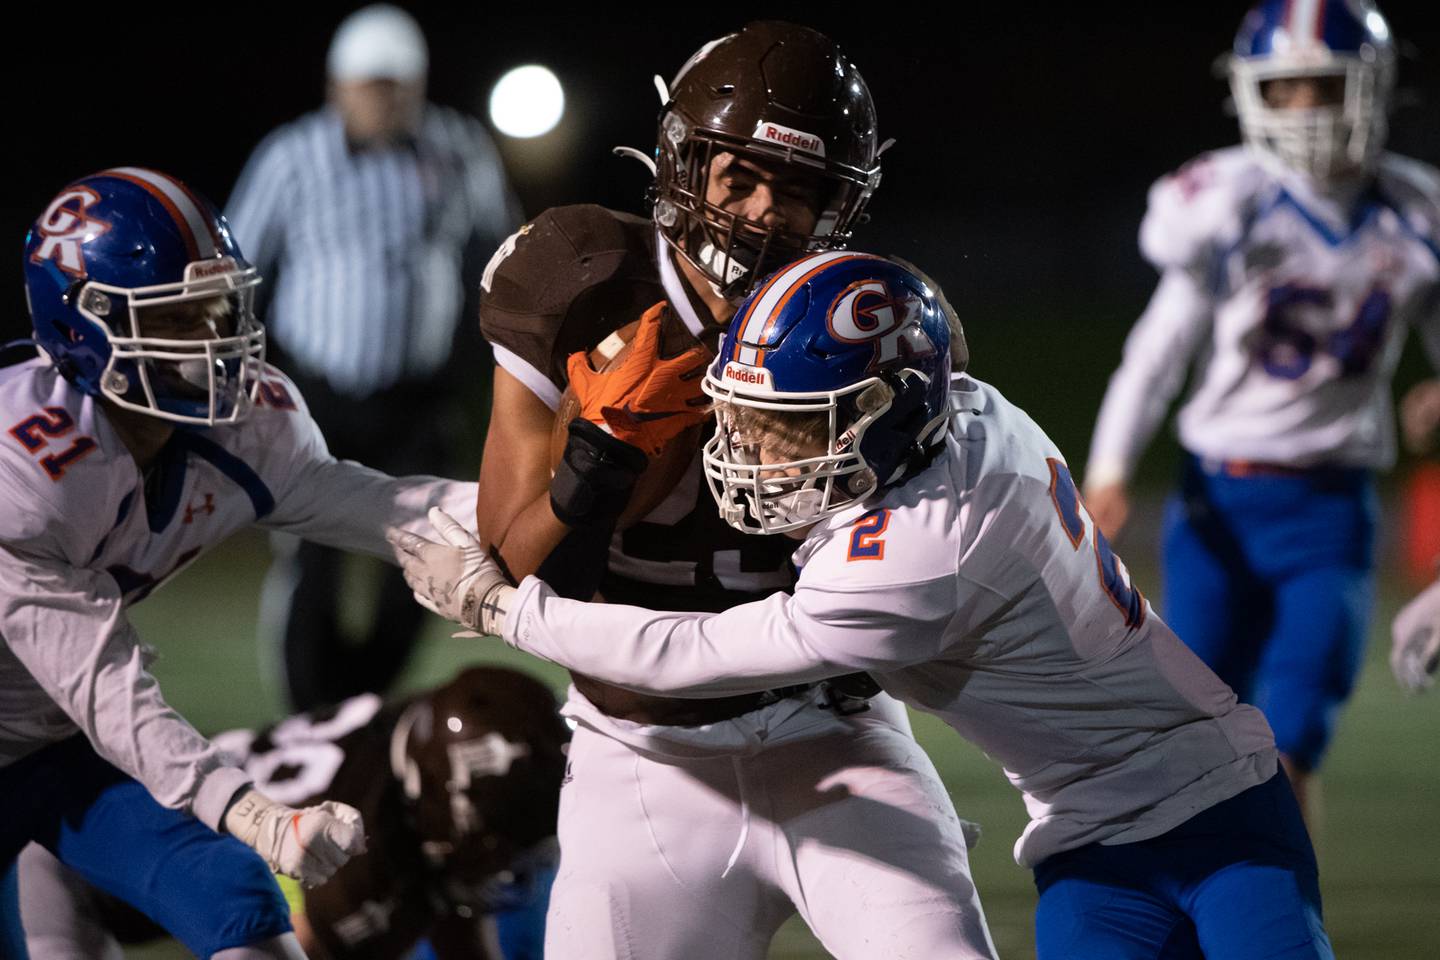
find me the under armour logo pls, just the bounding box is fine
[183,493,215,524]
[31,187,110,278]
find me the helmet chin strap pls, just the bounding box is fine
[697,241,755,298]
[755,482,826,527]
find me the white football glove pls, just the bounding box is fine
[1391,578,1440,694]
[223,787,365,887]
[387,507,514,636]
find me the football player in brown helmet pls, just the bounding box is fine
[467,21,997,960]
[19,667,568,960]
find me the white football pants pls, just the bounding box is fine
[545,691,998,959]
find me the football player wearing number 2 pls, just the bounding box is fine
[395,253,1334,959]
[467,21,995,960]
[1083,0,1440,827]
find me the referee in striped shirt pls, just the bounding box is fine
[228,4,521,710]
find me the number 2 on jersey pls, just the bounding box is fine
[847,508,891,561]
[1046,459,1145,630]
[8,407,97,481]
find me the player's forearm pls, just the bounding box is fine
[269,460,480,562]
[493,491,574,581]
[0,547,249,827]
[504,577,842,696]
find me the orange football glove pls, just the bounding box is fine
[565,302,713,455]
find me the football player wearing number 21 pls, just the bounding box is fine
[0,168,479,958]
[393,253,1335,960]
[1083,0,1440,827]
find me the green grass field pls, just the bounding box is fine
[123,515,1440,959]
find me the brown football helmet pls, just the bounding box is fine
[653,21,883,299]
[390,666,570,906]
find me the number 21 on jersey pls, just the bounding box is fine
[8,407,97,481]
[1047,459,1146,630]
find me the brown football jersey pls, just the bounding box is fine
[479,204,800,614]
[480,205,807,724]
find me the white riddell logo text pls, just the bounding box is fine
[31,188,110,278]
[753,122,827,158]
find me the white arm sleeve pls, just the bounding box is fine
[262,456,479,560]
[0,545,250,829]
[252,394,479,556]
[1085,267,1214,489]
[504,573,954,698]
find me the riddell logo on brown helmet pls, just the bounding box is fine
[752,122,827,158]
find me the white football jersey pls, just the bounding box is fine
[504,375,1278,867]
[0,358,475,828]
[1087,146,1440,486]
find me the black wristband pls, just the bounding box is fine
[550,418,649,528]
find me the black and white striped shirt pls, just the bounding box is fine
[226,106,519,397]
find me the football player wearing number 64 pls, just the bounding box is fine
[392,254,1334,960]
[1082,0,1440,829]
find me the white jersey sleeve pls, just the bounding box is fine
[1085,269,1214,488]
[506,568,952,700]
[1380,155,1440,370]
[0,374,248,828]
[243,369,478,553]
[1084,150,1261,488]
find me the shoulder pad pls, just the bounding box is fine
[1376,154,1440,253]
[480,205,665,393]
[1139,147,1268,273]
[0,363,127,560]
[250,364,311,419]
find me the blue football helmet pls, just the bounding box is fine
[701,252,953,533]
[23,167,265,426]
[1229,0,1395,181]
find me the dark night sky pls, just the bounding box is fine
[5,1,1440,467]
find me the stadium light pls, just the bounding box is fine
[489,65,565,138]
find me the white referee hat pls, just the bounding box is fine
[327,4,429,82]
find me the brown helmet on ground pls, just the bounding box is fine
[653,21,883,300]
[390,666,569,905]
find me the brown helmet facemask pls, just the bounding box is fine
[652,21,884,301]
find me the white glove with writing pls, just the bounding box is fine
[1391,578,1440,694]
[388,507,515,636]
[223,787,365,887]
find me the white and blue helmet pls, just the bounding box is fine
[701,253,953,533]
[1229,0,1396,181]
[23,168,265,426]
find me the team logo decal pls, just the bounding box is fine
[827,280,937,366]
[30,187,110,277]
